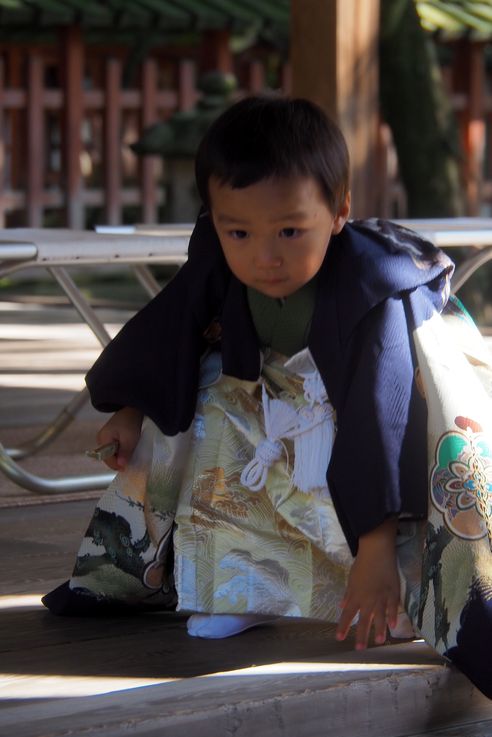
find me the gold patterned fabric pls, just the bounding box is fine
[397,296,492,697]
[70,349,352,622]
[174,349,351,619]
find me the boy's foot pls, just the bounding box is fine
[186,613,278,639]
[389,610,416,639]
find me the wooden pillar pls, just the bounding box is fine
[61,25,84,229]
[281,63,292,94]
[26,54,44,227]
[0,57,5,227]
[246,61,265,94]
[290,0,380,218]
[178,59,196,111]
[200,30,233,74]
[453,40,485,215]
[467,44,485,215]
[8,47,23,190]
[140,58,158,224]
[104,58,122,225]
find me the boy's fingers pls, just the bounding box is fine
[117,432,141,469]
[116,453,128,470]
[103,457,120,471]
[355,610,374,650]
[96,429,115,446]
[373,609,388,645]
[114,441,131,469]
[336,602,357,641]
[335,621,349,641]
[387,599,399,630]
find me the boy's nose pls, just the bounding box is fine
[255,243,283,268]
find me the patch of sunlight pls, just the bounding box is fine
[0,658,435,701]
[206,657,433,679]
[0,323,121,341]
[0,594,44,609]
[0,594,178,699]
[0,302,42,311]
[0,374,87,390]
[0,674,176,699]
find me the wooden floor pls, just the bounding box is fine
[2,470,492,736]
[1,302,492,736]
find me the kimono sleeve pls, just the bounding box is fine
[327,293,428,554]
[85,214,229,436]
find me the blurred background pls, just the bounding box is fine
[1,0,491,322]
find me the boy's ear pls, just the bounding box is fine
[332,192,351,234]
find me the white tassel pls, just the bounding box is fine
[240,371,336,495]
[293,404,335,494]
[240,385,298,492]
[240,438,283,491]
[303,372,328,406]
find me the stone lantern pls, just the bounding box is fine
[131,71,237,221]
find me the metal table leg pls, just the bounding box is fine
[451,248,492,293]
[5,388,90,460]
[4,266,113,462]
[48,266,113,347]
[2,266,117,491]
[132,264,161,298]
[0,440,114,493]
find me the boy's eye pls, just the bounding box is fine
[229,230,248,240]
[279,227,300,238]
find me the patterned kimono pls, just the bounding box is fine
[43,217,492,699]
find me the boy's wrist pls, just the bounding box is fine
[358,516,398,553]
[118,406,144,422]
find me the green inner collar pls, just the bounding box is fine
[247,277,318,357]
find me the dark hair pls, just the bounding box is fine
[195,94,350,214]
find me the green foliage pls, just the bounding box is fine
[416,1,492,39]
[380,0,464,216]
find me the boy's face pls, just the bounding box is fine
[209,176,350,298]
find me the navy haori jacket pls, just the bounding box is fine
[86,213,454,554]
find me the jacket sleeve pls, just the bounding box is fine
[327,292,429,555]
[85,214,229,435]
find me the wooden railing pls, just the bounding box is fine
[0,30,289,229]
[1,35,491,226]
[0,49,201,228]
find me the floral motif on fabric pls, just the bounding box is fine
[214,549,302,616]
[142,526,174,593]
[191,466,262,522]
[430,416,492,547]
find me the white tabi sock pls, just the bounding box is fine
[389,610,416,639]
[186,613,277,639]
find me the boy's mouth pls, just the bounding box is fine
[258,277,287,285]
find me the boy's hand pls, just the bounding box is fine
[336,517,400,650]
[96,406,143,471]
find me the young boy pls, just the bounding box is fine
[44,96,492,698]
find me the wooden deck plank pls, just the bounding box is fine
[1,499,492,737]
